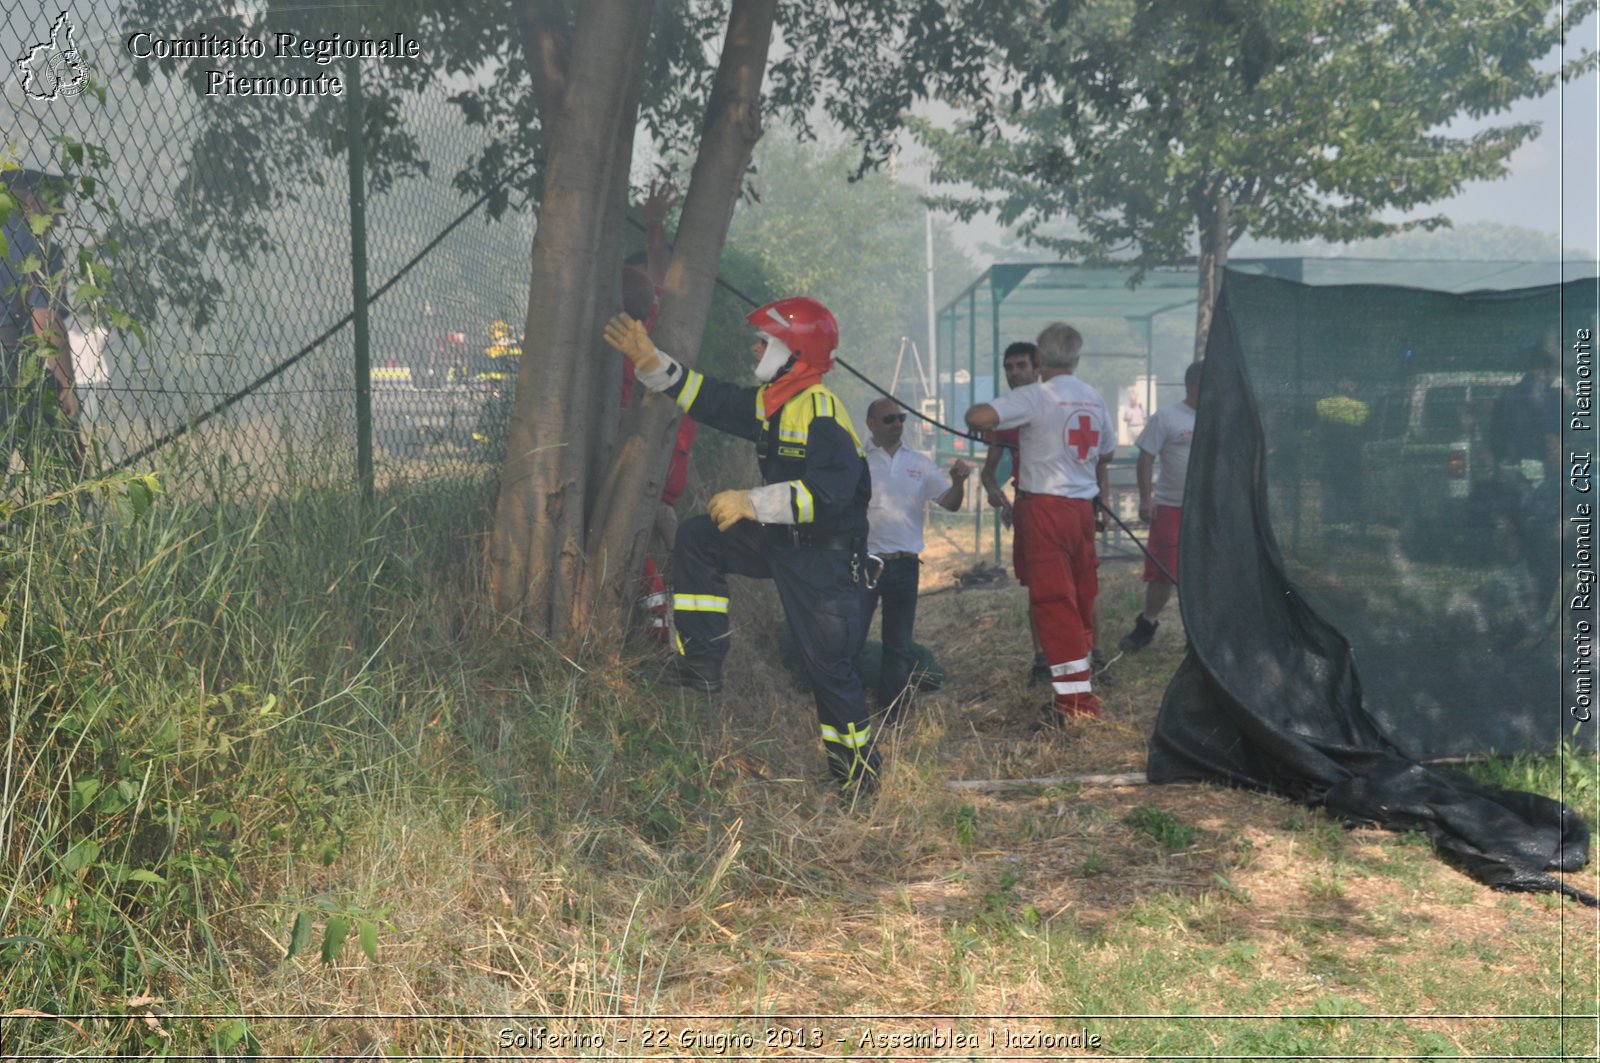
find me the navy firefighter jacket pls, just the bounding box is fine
[662,367,871,540]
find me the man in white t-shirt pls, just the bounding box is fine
[965,323,1115,724]
[1121,392,1147,444]
[1121,359,1202,653]
[863,396,969,719]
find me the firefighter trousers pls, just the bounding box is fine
[673,515,877,784]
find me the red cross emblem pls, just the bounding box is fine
[1066,414,1100,459]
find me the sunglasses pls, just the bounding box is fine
[878,413,907,424]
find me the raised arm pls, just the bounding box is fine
[937,458,970,512]
[637,180,675,288]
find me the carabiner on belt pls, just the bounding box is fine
[863,553,884,591]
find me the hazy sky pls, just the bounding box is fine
[1427,12,1597,255]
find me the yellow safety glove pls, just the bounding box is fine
[602,313,661,374]
[708,489,756,531]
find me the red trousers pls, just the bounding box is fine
[1016,492,1100,715]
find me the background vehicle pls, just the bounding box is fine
[1363,371,1519,527]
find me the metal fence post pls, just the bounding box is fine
[346,57,373,507]
[345,53,375,656]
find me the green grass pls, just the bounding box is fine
[1123,804,1202,849]
[2,469,1597,1059]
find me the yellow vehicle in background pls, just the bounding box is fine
[364,319,522,463]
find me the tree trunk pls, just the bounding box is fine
[1192,189,1233,361]
[574,0,779,639]
[488,0,654,634]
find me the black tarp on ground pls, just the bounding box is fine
[1147,274,1595,904]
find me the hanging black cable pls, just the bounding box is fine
[111,158,541,474]
[1095,498,1176,584]
[625,217,1175,578]
[623,215,999,450]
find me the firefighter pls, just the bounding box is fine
[472,319,522,460]
[603,297,879,795]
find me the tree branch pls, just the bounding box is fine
[514,0,572,124]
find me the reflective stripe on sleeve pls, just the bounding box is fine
[676,370,704,413]
[791,480,815,524]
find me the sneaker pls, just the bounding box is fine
[660,654,723,693]
[1119,614,1159,654]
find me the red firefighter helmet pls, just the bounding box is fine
[746,297,839,373]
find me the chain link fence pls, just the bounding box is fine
[3,2,535,508]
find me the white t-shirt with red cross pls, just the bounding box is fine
[987,374,1114,499]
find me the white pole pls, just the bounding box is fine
[924,200,938,423]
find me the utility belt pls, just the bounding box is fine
[763,525,866,553]
[874,551,919,562]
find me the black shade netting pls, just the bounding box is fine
[1147,272,1596,905]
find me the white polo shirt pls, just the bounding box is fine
[865,444,951,554]
[1136,400,1196,508]
[988,375,1114,499]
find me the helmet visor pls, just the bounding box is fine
[753,332,792,382]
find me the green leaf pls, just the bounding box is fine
[59,839,101,874]
[95,787,131,816]
[125,869,165,885]
[286,912,314,961]
[211,1018,247,1052]
[358,919,378,962]
[69,778,102,816]
[127,480,153,519]
[321,915,349,964]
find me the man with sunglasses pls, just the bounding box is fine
[604,297,880,798]
[861,397,969,721]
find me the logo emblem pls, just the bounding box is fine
[18,11,87,102]
[1066,413,1101,460]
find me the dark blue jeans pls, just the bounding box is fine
[861,555,920,708]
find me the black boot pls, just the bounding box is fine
[830,748,882,803]
[1029,652,1051,686]
[1119,614,1159,654]
[660,654,723,693]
